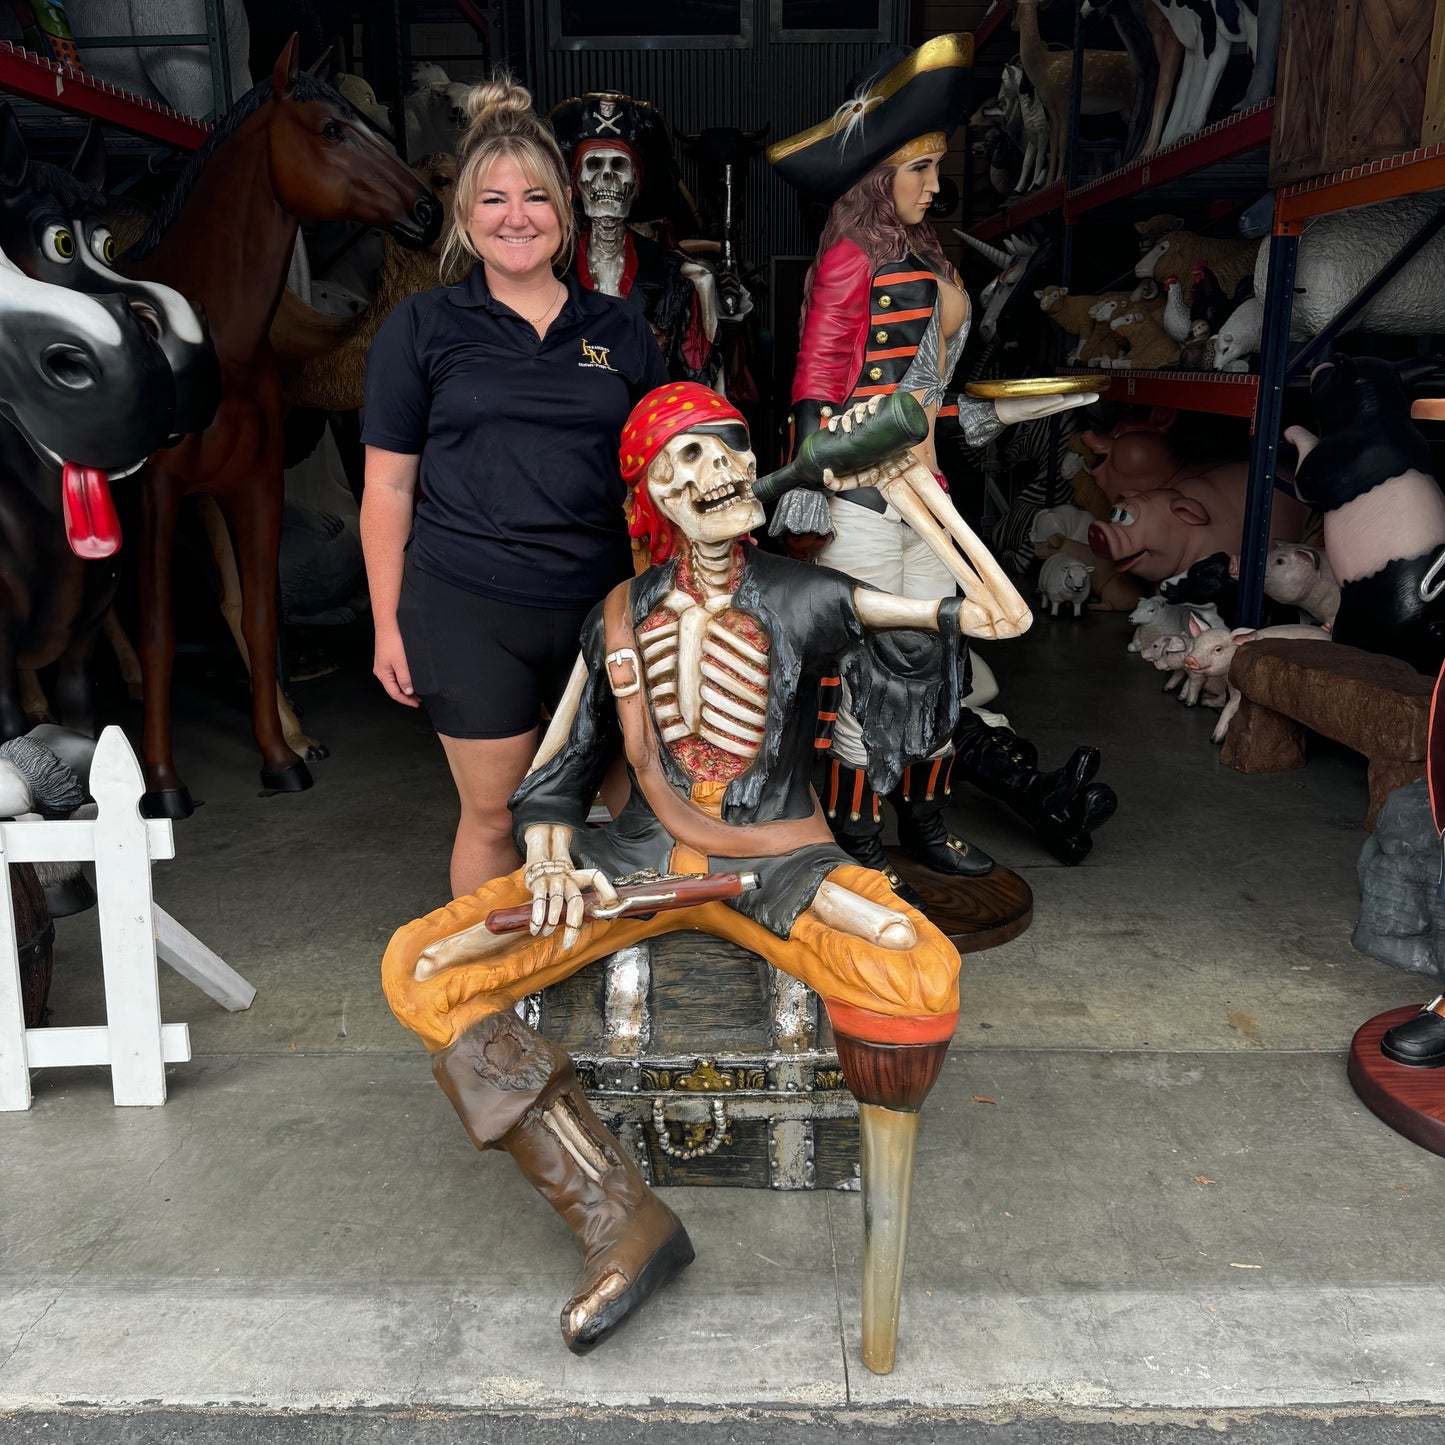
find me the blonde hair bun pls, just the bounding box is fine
[464,73,539,134]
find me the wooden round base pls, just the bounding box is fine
[1347,1005,1445,1158]
[885,850,1033,953]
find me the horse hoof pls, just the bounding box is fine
[44,873,97,918]
[304,742,330,762]
[142,787,195,820]
[260,761,313,795]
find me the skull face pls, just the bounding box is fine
[647,430,763,544]
[578,148,638,220]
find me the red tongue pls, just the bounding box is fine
[62,462,121,559]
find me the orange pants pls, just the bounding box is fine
[383,863,960,1054]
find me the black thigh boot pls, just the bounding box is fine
[953,718,1118,866]
[889,751,997,879]
[824,758,924,909]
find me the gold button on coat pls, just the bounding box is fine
[875,329,888,343]
[878,295,892,308]
[868,366,882,380]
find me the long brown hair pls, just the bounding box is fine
[800,163,949,313]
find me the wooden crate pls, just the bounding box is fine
[1270,0,1445,186]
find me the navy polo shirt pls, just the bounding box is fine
[362,265,668,607]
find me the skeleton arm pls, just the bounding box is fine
[679,260,721,344]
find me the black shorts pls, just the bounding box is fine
[395,556,593,739]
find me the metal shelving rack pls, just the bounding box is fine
[0,41,208,150]
[962,3,1445,626]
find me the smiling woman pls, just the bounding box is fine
[360,70,669,899]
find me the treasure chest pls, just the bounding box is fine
[531,929,859,1191]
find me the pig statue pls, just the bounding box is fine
[1079,412,1192,504]
[1286,355,1445,675]
[1184,617,1332,744]
[1083,415,1309,585]
[1038,555,1093,617]
[1261,542,1340,627]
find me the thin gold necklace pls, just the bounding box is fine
[518,283,565,325]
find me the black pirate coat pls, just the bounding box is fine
[509,546,968,935]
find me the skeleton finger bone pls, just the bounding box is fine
[812,880,918,951]
[879,463,1033,633]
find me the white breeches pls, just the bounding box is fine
[818,498,1003,768]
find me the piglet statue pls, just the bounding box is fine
[1258,542,1340,628]
[1037,555,1093,617]
[1143,626,1226,708]
[1286,355,1445,674]
[1184,615,1331,744]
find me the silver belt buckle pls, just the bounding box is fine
[605,647,641,698]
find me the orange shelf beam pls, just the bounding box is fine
[1275,143,1445,233]
[1066,100,1274,217]
[1068,367,1261,419]
[966,180,1065,241]
[0,42,208,149]
[974,0,1012,50]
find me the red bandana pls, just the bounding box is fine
[620,384,749,565]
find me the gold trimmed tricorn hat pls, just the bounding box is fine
[766,33,973,202]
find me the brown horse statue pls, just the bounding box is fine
[122,37,441,817]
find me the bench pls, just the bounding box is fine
[1222,639,1434,830]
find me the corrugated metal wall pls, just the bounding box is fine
[508,3,910,262]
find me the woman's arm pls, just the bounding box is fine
[361,446,421,707]
[792,239,872,416]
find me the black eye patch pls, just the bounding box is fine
[687,422,750,453]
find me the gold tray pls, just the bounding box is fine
[964,374,1110,398]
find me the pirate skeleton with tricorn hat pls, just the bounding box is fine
[383,381,1034,1374]
[550,91,728,389]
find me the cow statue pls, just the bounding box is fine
[1286,355,1445,675]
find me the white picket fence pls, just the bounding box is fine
[0,726,255,1110]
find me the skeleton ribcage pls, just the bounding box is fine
[640,595,768,764]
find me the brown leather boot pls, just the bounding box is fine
[433,1011,694,1354]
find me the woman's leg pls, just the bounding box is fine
[438,729,540,897]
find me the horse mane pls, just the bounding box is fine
[26,157,104,216]
[125,72,358,262]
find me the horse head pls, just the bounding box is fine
[264,37,443,251]
[0,103,220,446]
[957,229,1050,343]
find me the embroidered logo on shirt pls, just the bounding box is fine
[579,339,617,372]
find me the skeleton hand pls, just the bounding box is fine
[819,397,899,492]
[521,823,620,951]
[717,270,753,322]
[992,391,1099,426]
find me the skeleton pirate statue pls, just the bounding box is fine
[550,92,728,389]
[383,382,1033,1373]
[768,34,1117,891]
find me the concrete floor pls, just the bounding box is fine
[2,612,1441,1427]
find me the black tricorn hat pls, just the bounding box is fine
[549,91,680,224]
[767,33,973,202]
